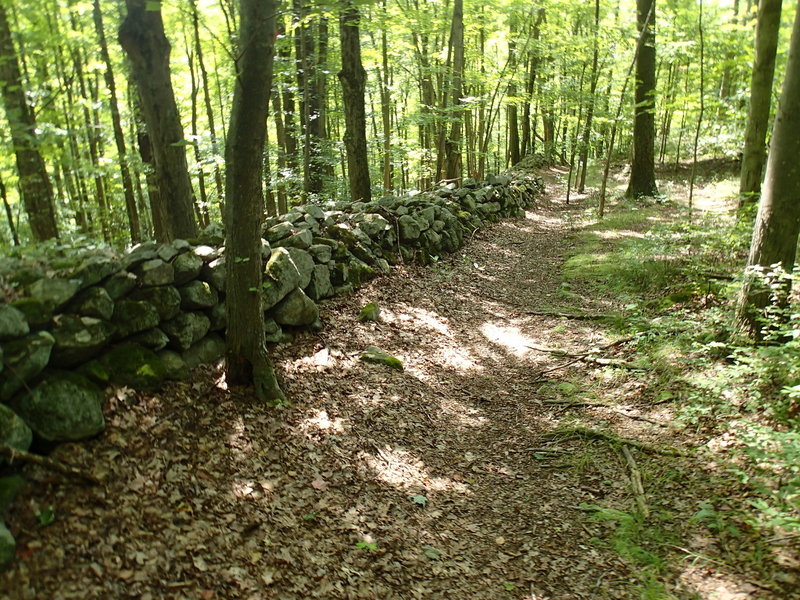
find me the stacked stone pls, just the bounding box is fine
[0,173,543,448]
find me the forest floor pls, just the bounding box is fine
[1,165,794,600]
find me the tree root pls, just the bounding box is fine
[0,444,101,485]
[542,426,687,457]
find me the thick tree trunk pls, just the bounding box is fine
[0,3,59,241]
[444,0,465,180]
[739,0,782,209]
[225,0,284,402]
[92,0,140,243]
[626,0,659,198]
[338,2,371,203]
[736,2,800,338]
[119,0,197,241]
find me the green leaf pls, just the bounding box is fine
[355,541,378,551]
[36,505,55,526]
[411,494,427,507]
[302,512,318,521]
[421,545,441,560]
[502,582,516,591]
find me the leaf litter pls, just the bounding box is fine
[0,174,781,599]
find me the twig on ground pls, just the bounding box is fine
[0,444,101,485]
[621,445,649,518]
[544,400,669,428]
[542,426,687,457]
[522,309,614,321]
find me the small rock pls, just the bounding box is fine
[113,300,161,339]
[0,332,55,402]
[135,259,175,287]
[178,281,219,310]
[129,286,182,321]
[0,521,15,569]
[271,288,319,327]
[102,344,167,391]
[0,404,32,453]
[27,278,80,311]
[360,346,403,371]
[358,302,381,322]
[161,312,211,351]
[0,305,29,341]
[172,251,204,286]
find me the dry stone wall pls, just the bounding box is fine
[0,173,543,451]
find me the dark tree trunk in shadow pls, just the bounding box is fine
[225,0,284,402]
[119,0,197,241]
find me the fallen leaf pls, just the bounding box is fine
[311,478,329,491]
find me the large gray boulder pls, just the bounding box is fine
[306,265,334,300]
[0,332,55,401]
[68,287,115,321]
[161,312,211,351]
[103,271,137,300]
[398,215,421,242]
[0,404,32,452]
[272,229,313,250]
[102,344,167,391]
[172,252,204,286]
[71,256,121,289]
[10,298,51,329]
[0,305,29,341]
[285,248,314,289]
[135,259,174,287]
[263,248,302,310]
[129,286,182,321]
[9,371,105,442]
[28,278,80,311]
[271,288,319,327]
[359,214,390,238]
[183,334,226,369]
[0,521,15,570]
[113,300,161,339]
[178,281,219,310]
[50,315,114,367]
[127,327,170,351]
[201,257,226,291]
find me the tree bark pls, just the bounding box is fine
[444,0,465,180]
[736,1,800,338]
[92,0,140,243]
[578,0,601,192]
[739,0,782,209]
[626,0,659,198]
[225,0,284,402]
[119,0,197,241]
[0,2,59,241]
[338,1,371,203]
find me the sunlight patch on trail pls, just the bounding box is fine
[299,409,346,435]
[480,322,537,358]
[360,446,470,494]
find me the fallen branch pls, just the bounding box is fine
[0,444,101,485]
[522,309,614,321]
[526,336,641,370]
[542,426,687,457]
[621,445,649,518]
[543,400,669,428]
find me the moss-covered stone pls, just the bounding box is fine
[178,280,218,310]
[0,521,15,569]
[358,302,381,322]
[172,251,204,286]
[0,404,32,453]
[182,334,226,369]
[50,315,114,367]
[161,312,210,351]
[104,271,137,300]
[71,255,121,289]
[9,298,51,330]
[68,286,115,320]
[271,288,319,327]
[127,327,170,351]
[135,259,174,287]
[76,360,111,385]
[129,286,181,321]
[27,278,80,311]
[102,344,167,391]
[113,299,160,339]
[158,349,189,380]
[0,475,26,514]
[8,371,105,442]
[360,346,403,371]
[0,305,29,341]
[0,332,55,402]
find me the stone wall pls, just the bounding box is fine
[0,173,543,451]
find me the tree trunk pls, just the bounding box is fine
[225,0,284,402]
[338,1,371,203]
[119,0,197,241]
[380,0,393,191]
[92,0,140,243]
[0,2,59,241]
[626,0,659,198]
[736,1,800,338]
[444,0,465,180]
[739,0,782,209]
[578,0,601,193]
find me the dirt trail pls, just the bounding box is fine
[2,174,654,599]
